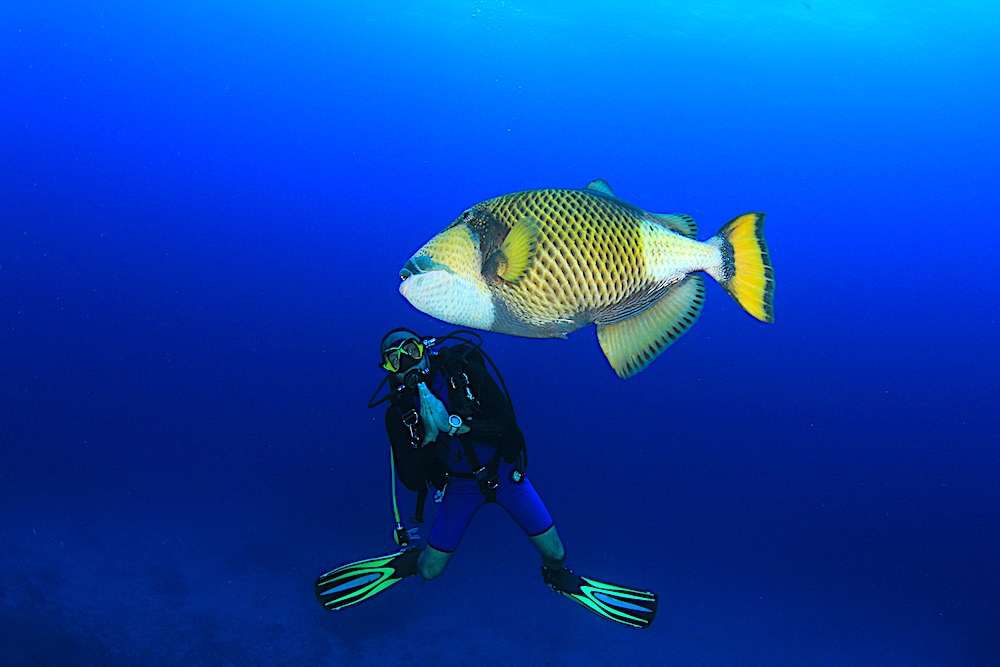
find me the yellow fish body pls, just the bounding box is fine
[399,180,774,378]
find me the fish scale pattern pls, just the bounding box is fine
[485,189,648,326]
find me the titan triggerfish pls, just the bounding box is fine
[398,180,774,378]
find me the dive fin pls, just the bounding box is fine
[596,274,705,379]
[708,212,775,323]
[542,565,658,629]
[314,547,420,611]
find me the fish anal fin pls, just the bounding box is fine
[493,215,540,283]
[596,275,705,379]
[584,179,618,199]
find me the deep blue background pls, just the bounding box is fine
[2,2,998,665]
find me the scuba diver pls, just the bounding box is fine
[314,328,657,629]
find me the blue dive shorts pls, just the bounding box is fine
[427,460,554,553]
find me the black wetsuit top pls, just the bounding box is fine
[385,345,525,493]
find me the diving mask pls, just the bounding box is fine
[381,338,425,373]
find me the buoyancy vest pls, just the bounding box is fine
[389,344,524,503]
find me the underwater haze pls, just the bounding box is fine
[2,1,998,665]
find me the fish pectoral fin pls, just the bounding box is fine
[596,275,705,379]
[492,215,541,283]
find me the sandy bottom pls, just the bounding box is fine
[0,499,977,667]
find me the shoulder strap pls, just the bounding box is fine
[437,345,480,419]
[388,388,422,448]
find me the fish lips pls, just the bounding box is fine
[400,255,439,297]
[398,255,448,301]
[399,255,441,281]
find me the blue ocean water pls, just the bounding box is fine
[2,0,998,664]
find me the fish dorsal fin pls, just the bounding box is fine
[650,213,698,239]
[595,274,705,379]
[584,179,618,198]
[494,215,541,283]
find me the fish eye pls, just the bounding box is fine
[461,210,473,221]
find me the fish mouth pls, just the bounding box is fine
[399,255,439,281]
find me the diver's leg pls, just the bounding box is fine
[529,525,566,568]
[492,467,657,628]
[493,464,565,566]
[418,544,453,580]
[421,478,483,580]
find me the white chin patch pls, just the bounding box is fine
[399,271,495,331]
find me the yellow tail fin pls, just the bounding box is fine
[712,213,774,323]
